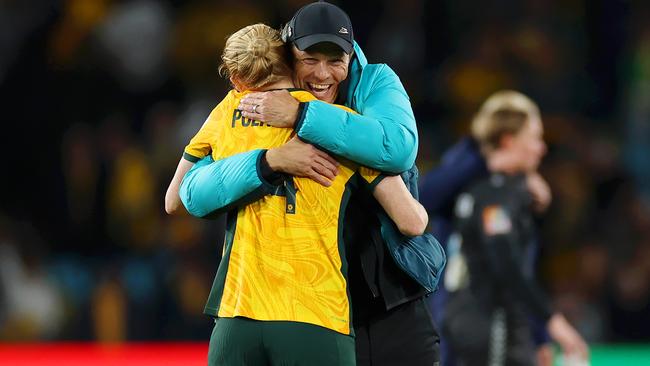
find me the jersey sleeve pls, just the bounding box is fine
[183,98,231,162]
[478,204,554,321]
[358,166,387,190]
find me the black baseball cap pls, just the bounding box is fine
[282,1,354,54]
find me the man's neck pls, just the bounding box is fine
[335,77,349,105]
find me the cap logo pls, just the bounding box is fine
[281,23,292,42]
[338,27,349,34]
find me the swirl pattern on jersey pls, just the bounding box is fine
[186,89,377,334]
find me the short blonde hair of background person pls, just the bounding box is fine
[219,23,292,90]
[471,90,541,153]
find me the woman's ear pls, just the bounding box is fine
[499,133,515,150]
[230,76,245,92]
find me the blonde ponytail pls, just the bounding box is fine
[219,24,291,90]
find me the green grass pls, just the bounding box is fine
[554,344,650,366]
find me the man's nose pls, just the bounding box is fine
[314,62,330,80]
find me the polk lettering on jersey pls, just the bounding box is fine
[231,109,267,128]
[482,205,512,236]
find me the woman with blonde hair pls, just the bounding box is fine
[438,90,589,366]
[165,23,429,366]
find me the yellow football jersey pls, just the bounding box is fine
[186,89,383,335]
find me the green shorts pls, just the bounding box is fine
[207,317,356,366]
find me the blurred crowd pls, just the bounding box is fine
[1,0,650,343]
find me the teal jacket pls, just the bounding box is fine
[181,43,418,217]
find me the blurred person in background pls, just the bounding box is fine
[419,93,556,366]
[168,21,430,366]
[168,2,443,365]
[441,91,589,366]
[0,219,64,340]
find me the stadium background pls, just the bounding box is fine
[1,0,649,364]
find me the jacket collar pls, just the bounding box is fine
[345,41,367,108]
[352,41,368,68]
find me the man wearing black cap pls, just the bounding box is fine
[179,2,441,366]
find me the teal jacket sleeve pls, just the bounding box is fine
[179,149,278,218]
[295,64,418,173]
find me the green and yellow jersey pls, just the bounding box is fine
[184,89,384,335]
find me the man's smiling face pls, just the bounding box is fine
[291,43,351,103]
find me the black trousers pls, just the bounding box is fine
[443,289,534,366]
[354,296,440,366]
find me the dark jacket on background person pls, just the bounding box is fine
[419,137,487,245]
[443,173,552,366]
